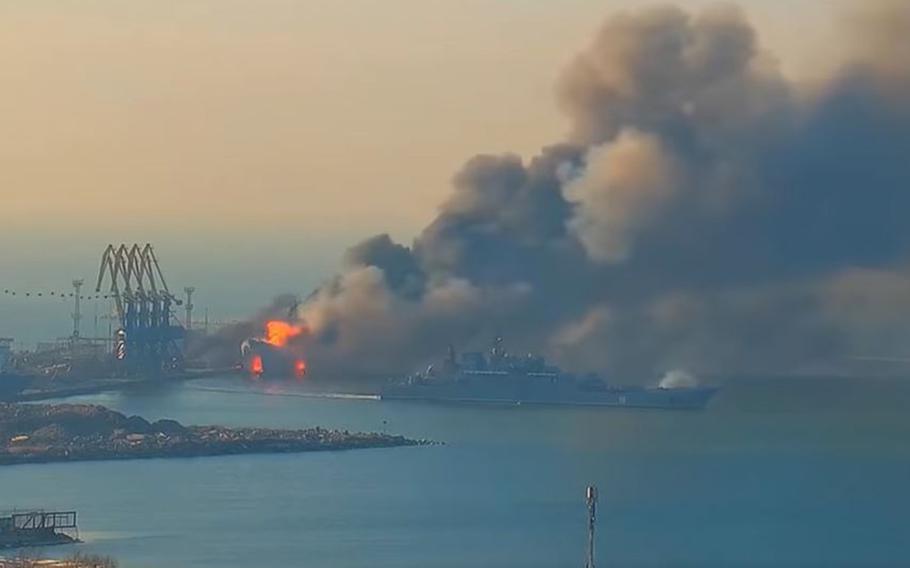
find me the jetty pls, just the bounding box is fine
[0,403,426,467]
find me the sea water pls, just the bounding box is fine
[1,375,908,567]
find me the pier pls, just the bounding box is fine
[0,511,78,550]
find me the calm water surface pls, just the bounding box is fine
[2,376,909,567]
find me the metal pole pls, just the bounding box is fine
[184,287,195,330]
[586,485,598,568]
[72,279,84,338]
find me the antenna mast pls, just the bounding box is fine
[585,485,598,568]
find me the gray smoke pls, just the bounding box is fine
[268,1,910,380]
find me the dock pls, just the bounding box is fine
[0,511,79,550]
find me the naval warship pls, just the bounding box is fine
[381,338,718,409]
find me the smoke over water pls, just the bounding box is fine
[217,1,910,381]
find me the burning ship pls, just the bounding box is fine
[381,337,718,409]
[241,321,307,379]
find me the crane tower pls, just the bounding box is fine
[94,244,184,375]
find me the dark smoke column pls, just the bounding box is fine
[259,1,910,382]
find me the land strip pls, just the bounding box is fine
[0,403,425,466]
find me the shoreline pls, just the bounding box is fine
[0,403,430,468]
[0,435,425,468]
[2,367,240,403]
[0,533,78,550]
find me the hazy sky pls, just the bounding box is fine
[0,0,849,344]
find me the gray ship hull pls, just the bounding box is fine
[381,380,718,410]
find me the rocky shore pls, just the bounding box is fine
[0,403,425,466]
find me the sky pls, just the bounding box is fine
[0,0,850,346]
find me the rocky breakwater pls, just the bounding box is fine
[0,403,426,466]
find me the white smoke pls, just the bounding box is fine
[657,369,698,389]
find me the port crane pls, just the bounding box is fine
[94,244,185,374]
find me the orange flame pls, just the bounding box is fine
[265,320,305,347]
[294,359,307,379]
[249,354,264,376]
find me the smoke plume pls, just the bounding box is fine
[658,369,698,389]
[228,1,910,381]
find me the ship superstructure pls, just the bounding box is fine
[381,338,718,409]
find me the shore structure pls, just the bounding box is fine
[0,403,425,467]
[0,511,78,550]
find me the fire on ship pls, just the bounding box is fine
[240,321,307,380]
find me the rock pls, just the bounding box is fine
[0,402,427,466]
[152,419,186,435]
[30,424,67,443]
[27,404,127,437]
[124,415,151,434]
